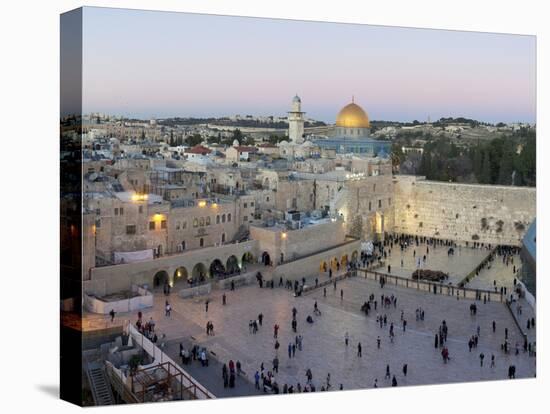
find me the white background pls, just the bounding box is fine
[0,0,547,412]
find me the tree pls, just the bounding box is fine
[186,134,203,147]
[480,150,492,184]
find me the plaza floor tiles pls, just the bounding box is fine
[377,242,490,285]
[132,276,535,395]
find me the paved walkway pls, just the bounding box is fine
[94,274,535,396]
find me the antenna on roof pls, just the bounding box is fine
[352,95,354,103]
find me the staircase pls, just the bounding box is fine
[86,361,115,406]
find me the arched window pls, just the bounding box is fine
[193,218,198,227]
[199,238,204,247]
[228,213,231,222]
[206,217,211,225]
[216,215,220,224]
[221,233,226,243]
[181,241,186,251]
[199,217,205,226]
[222,214,226,223]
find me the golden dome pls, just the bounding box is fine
[335,102,370,128]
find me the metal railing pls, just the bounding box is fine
[358,269,504,302]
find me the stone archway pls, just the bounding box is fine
[191,263,207,283]
[261,251,271,266]
[226,255,240,275]
[331,257,339,271]
[209,259,226,278]
[341,254,348,266]
[173,266,189,286]
[242,252,254,265]
[153,270,169,289]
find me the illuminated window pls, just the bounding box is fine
[200,217,205,226]
[193,218,198,227]
[149,221,155,230]
[161,220,167,229]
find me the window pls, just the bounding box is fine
[95,208,100,215]
[216,215,220,224]
[199,238,204,247]
[181,241,186,250]
[222,214,226,223]
[176,221,180,230]
[244,216,248,222]
[221,233,226,243]
[182,221,187,229]
[250,202,254,207]
[206,217,211,225]
[138,205,143,214]
[244,202,248,208]
[228,213,232,222]
[193,218,198,227]
[114,208,119,216]
[378,199,382,208]
[199,217,205,226]
[161,220,167,229]
[266,196,270,202]
[369,201,372,211]
[149,221,155,230]
[373,184,376,192]
[126,225,136,235]
[120,207,124,215]
[388,198,392,206]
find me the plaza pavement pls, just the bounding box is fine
[114,274,535,396]
[376,242,490,285]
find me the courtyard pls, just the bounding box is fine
[107,270,535,396]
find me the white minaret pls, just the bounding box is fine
[288,94,305,144]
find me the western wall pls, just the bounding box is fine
[391,176,536,246]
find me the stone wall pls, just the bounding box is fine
[393,176,536,246]
[271,239,362,282]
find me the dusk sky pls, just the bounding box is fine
[82,7,536,123]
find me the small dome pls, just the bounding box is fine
[292,94,301,103]
[232,139,240,147]
[336,101,370,128]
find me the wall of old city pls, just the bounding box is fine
[250,220,348,265]
[392,176,536,246]
[87,240,259,295]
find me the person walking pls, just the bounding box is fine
[392,375,397,387]
[357,342,362,357]
[345,332,349,346]
[205,300,209,313]
[402,364,408,377]
[222,293,226,306]
[258,313,263,326]
[109,309,116,323]
[479,353,485,367]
